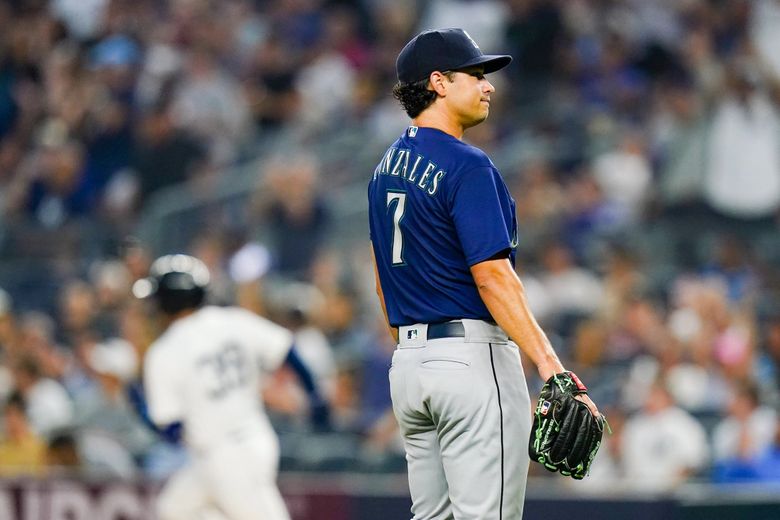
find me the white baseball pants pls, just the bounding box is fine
[156,433,290,520]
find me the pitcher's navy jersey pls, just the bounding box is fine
[368,126,518,327]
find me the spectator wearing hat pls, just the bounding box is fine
[10,355,74,439]
[73,338,155,478]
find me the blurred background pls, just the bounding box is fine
[1,0,780,518]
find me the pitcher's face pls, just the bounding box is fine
[444,66,495,128]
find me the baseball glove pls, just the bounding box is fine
[528,371,606,480]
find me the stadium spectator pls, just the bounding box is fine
[511,159,568,259]
[88,258,134,324]
[538,240,604,337]
[0,392,47,476]
[599,244,647,326]
[652,72,709,219]
[702,48,780,225]
[244,34,302,132]
[131,101,208,208]
[621,377,709,492]
[46,430,83,477]
[83,35,139,208]
[253,154,330,281]
[293,9,357,134]
[16,311,67,380]
[713,421,780,484]
[171,46,251,166]
[744,422,780,482]
[561,172,624,260]
[4,138,93,228]
[73,338,155,470]
[591,130,652,224]
[10,354,74,439]
[309,250,360,349]
[712,379,778,464]
[58,279,115,341]
[269,281,337,397]
[700,234,760,308]
[504,0,565,90]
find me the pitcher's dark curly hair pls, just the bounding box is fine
[392,72,455,118]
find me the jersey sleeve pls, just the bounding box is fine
[143,346,183,426]
[232,308,294,372]
[448,166,512,265]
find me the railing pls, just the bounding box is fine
[2,475,780,520]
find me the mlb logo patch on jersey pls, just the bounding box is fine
[408,126,418,137]
[540,400,551,416]
[407,328,419,340]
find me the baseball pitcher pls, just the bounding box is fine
[368,28,605,519]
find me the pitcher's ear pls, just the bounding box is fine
[429,71,450,96]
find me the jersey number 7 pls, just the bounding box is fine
[386,191,407,266]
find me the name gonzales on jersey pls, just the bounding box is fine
[373,145,446,196]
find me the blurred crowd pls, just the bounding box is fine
[1,0,780,494]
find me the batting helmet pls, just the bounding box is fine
[132,254,210,314]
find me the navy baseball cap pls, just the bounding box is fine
[396,28,512,84]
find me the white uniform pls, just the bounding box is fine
[144,305,293,520]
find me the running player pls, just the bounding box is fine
[131,254,327,520]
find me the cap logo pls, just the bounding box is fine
[462,30,480,50]
[408,126,418,137]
